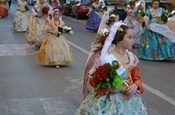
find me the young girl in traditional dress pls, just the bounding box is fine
[25,0,51,48]
[75,21,147,115]
[13,0,30,32]
[36,9,73,67]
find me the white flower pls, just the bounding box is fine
[68,30,74,35]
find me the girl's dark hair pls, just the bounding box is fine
[112,25,130,44]
[152,0,160,5]
[106,16,116,26]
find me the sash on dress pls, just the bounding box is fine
[150,23,175,43]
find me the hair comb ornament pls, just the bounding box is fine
[110,14,116,18]
[117,27,123,32]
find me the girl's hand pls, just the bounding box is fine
[126,84,138,95]
[109,87,123,93]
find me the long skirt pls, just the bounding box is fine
[36,34,73,65]
[13,11,30,32]
[25,16,49,46]
[75,91,147,115]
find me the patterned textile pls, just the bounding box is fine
[138,8,175,60]
[36,21,73,66]
[25,16,49,46]
[75,51,147,115]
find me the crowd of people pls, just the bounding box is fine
[3,0,73,68]
[78,0,175,114]
[1,0,175,114]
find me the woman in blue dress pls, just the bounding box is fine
[86,0,102,31]
[138,0,175,60]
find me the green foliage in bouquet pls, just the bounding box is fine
[136,10,145,18]
[24,5,29,11]
[101,6,107,12]
[155,13,168,24]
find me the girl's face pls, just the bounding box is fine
[121,28,134,50]
[152,1,159,9]
[54,11,61,20]
[21,0,25,2]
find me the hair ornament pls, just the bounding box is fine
[110,14,116,18]
[117,27,123,32]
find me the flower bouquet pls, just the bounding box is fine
[21,5,29,12]
[63,26,74,35]
[57,26,74,37]
[42,6,49,15]
[136,10,145,18]
[101,6,107,12]
[89,60,129,96]
[155,13,168,24]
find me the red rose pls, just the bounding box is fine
[42,6,49,14]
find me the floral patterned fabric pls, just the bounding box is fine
[138,8,175,60]
[75,51,147,115]
[25,16,50,46]
[13,1,30,32]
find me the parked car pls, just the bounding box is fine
[27,0,37,5]
[71,0,90,19]
[63,0,76,16]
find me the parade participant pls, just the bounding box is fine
[139,0,175,60]
[0,0,8,17]
[83,13,117,99]
[13,0,30,32]
[48,0,63,14]
[75,21,147,115]
[25,4,50,48]
[86,0,102,31]
[31,0,53,16]
[124,1,143,47]
[36,9,73,67]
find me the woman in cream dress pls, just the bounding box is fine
[25,0,51,48]
[36,9,73,67]
[13,0,30,32]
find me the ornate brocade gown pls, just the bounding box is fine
[36,21,73,66]
[75,51,147,115]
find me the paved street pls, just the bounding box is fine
[0,1,175,115]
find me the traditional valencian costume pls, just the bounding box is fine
[36,9,73,66]
[139,7,175,60]
[86,1,102,31]
[0,0,8,17]
[75,21,147,115]
[13,0,30,32]
[25,0,52,47]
